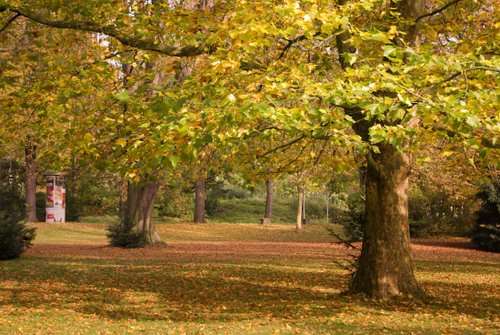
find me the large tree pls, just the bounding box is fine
[1,0,497,298]
[197,0,498,298]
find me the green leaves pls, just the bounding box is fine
[114,91,130,103]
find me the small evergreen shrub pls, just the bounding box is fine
[36,192,46,222]
[66,192,81,222]
[471,182,500,252]
[340,192,365,241]
[107,219,146,248]
[0,190,36,260]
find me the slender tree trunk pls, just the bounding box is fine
[326,193,330,224]
[302,190,306,225]
[24,139,37,222]
[261,179,273,224]
[123,181,161,245]
[296,185,304,230]
[350,144,423,298]
[194,178,206,223]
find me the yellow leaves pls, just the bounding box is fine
[83,133,94,142]
[1,221,499,334]
[115,138,127,148]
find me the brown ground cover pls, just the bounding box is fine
[26,238,500,264]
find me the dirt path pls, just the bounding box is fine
[25,239,500,263]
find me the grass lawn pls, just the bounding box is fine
[0,222,499,334]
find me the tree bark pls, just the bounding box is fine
[350,144,424,298]
[296,185,304,230]
[24,139,37,222]
[261,179,273,224]
[302,190,306,225]
[194,178,206,223]
[123,181,161,245]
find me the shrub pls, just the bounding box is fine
[340,192,365,241]
[156,187,192,218]
[205,181,225,216]
[66,192,81,222]
[0,190,36,260]
[471,182,500,252]
[107,219,146,248]
[36,192,46,222]
[409,190,475,237]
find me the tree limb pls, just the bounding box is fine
[257,135,306,158]
[481,138,500,150]
[0,12,19,34]
[415,0,463,23]
[3,5,206,57]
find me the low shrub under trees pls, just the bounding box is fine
[409,190,476,237]
[0,190,36,260]
[471,182,500,252]
[339,189,476,241]
[106,220,146,248]
[339,192,365,242]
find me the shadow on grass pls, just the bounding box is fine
[0,256,498,325]
[412,239,475,250]
[0,257,348,322]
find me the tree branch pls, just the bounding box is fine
[415,0,463,23]
[0,12,19,34]
[4,6,206,57]
[481,138,500,150]
[257,135,306,158]
[278,35,306,60]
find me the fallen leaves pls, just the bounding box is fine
[0,229,498,334]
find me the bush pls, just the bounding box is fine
[340,192,365,241]
[66,192,81,222]
[0,190,36,260]
[471,182,500,252]
[205,181,225,216]
[36,192,46,222]
[107,219,146,248]
[156,187,192,218]
[409,190,475,237]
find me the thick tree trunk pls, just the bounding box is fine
[24,140,37,222]
[123,181,161,245]
[350,144,423,298]
[296,186,304,230]
[261,179,273,224]
[194,178,206,223]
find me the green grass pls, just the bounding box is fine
[209,198,299,224]
[82,195,328,225]
[209,197,329,224]
[32,221,340,244]
[0,222,499,334]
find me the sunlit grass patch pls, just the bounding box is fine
[2,223,499,334]
[31,221,340,245]
[1,255,498,334]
